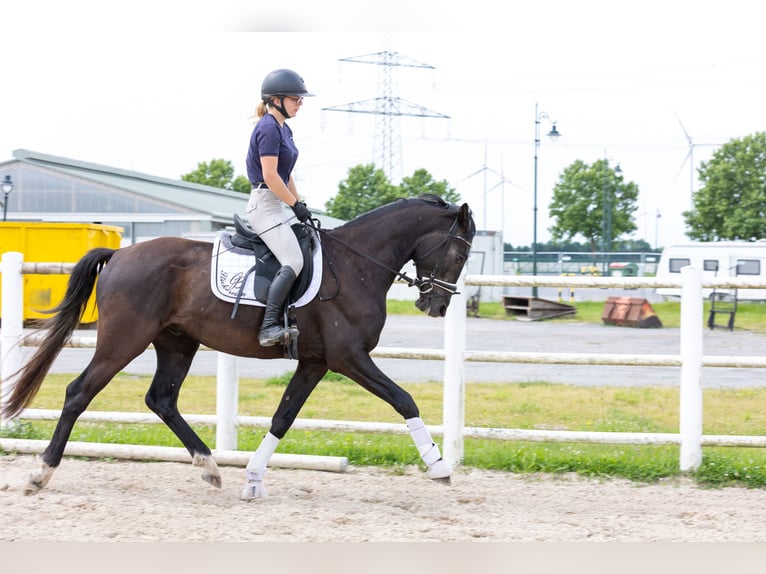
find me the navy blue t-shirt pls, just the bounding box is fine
[245,113,299,186]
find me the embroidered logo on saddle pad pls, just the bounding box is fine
[210,232,322,308]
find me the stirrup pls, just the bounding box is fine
[259,324,299,347]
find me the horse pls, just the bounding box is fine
[2,194,476,499]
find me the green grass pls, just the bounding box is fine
[4,372,766,488]
[4,299,766,488]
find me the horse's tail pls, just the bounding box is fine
[1,247,116,420]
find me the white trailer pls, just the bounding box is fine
[656,241,766,300]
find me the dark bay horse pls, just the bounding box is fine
[2,194,475,499]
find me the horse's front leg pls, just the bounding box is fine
[406,416,451,482]
[336,353,452,483]
[241,361,327,500]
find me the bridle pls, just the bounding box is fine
[412,215,472,297]
[304,211,472,301]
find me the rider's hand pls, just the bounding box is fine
[291,201,311,222]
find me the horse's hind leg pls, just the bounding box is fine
[241,360,327,500]
[27,355,133,494]
[27,369,96,493]
[144,334,222,488]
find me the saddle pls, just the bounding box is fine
[226,214,317,359]
[229,213,316,307]
[210,218,322,359]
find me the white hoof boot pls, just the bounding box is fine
[427,458,452,480]
[240,479,268,500]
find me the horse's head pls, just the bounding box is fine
[413,201,476,317]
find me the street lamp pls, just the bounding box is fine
[600,159,622,274]
[532,103,561,297]
[1,175,14,221]
[655,209,662,250]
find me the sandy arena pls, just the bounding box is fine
[1,454,765,542]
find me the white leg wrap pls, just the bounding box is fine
[241,432,280,500]
[406,416,431,447]
[406,417,451,476]
[246,432,280,475]
[418,442,442,466]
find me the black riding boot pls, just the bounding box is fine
[259,266,299,347]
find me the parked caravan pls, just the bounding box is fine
[656,241,766,300]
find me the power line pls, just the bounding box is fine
[322,41,448,182]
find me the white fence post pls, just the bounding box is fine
[679,266,703,471]
[215,352,239,450]
[442,274,466,468]
[1,251,24,427]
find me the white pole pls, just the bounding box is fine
[442,273,466,468]
[679,265,703,471]
[0,438,348,472]
[215,352,239,450]
[1,251,24,427]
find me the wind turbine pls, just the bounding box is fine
[460,139,503,230]
[675,113,696,210]
[486,159,521,243]
[674,113,719,210]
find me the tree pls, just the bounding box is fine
[505,238,653,253]
[548,158,639,252]
[181,159,250,194]
[400,169,461,204]
[324,164,460,220]
[614,238,654,252]
[231,175,252,194]
[684,132,766,241]
[324,164,399,220]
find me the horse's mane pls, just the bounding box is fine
[337,194,454,229]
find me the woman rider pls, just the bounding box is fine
[245,68,313,347]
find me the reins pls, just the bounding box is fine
[303,210,471,299]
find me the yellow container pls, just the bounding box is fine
[0,222,123,323]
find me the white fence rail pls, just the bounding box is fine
[3,250,766,472]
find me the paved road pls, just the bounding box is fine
[28,307,766,388]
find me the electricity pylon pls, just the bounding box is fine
[323,48,448,182]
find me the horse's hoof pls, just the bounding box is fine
[193,453,222,488]
[431,476,451,486]
[202,473,222,489]
[427,458,452,481]
[240,481,268,501]
[24,478,44,495]
[25,461,54,495]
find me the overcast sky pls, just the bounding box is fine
[2,0,763,249]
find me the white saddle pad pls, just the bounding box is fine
[210,232,322,308]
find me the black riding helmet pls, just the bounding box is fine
[261,69,315,119]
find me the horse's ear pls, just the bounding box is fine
[458,203,473,231]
